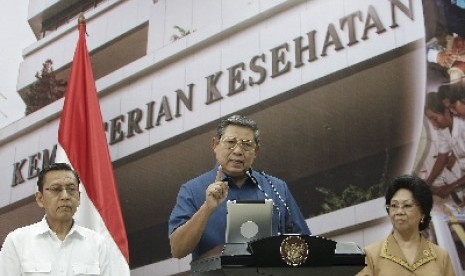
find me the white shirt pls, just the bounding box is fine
[0,217,114,276]
[437,116,465,169]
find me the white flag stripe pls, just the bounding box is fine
[56,144,130,275]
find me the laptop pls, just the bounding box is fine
[225,199,273,244]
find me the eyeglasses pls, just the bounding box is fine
[385,203,418,212]
[44,185,78,196]
[220,136,256,152]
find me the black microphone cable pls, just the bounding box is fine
[245,169,289,234]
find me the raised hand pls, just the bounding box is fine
[205,165,229,210]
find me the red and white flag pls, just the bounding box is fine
[56,15,130,274]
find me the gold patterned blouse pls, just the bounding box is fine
[356,234,456,276]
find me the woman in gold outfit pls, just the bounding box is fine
[357,175,455,276]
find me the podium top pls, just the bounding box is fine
[191,235,366,274]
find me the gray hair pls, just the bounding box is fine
[215,114,260,144]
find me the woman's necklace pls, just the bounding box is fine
[392,232,421,265]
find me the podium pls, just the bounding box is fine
[191,235,366,275]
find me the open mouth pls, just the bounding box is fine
[230,159,243,164]
[230,160,244,167]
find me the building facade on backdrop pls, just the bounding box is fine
[1,0,463,275]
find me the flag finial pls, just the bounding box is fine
[78,13,86,24]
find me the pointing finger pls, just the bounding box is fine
[215,165,223,182]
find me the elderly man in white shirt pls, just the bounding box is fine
[0,163,115,275]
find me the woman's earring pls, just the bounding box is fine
[420,216,425,224]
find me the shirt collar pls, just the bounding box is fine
[35,216,85,239]
[215,165,255,188]
[381,234,437,271]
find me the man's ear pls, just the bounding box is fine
[35,191,44,208]
[211,137,218,150]
[254,145,260,155]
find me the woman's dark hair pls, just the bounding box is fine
[385,175,433,231]
[425,92,447,114]
[37,163,80,192]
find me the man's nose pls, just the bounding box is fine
[231,143,245,154]
[59,189,72,198]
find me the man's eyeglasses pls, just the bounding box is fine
[44,185,78,196]
[220,137,256,152]
[385,203,418,212]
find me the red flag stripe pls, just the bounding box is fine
[58,18,129,262]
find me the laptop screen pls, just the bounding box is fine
[225,199,273,243]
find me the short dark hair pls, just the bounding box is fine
[440,80,465,104]
[215,114,260,145]
[37,163,80,192]
[425,92,447,115]
[385,175,432,231]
